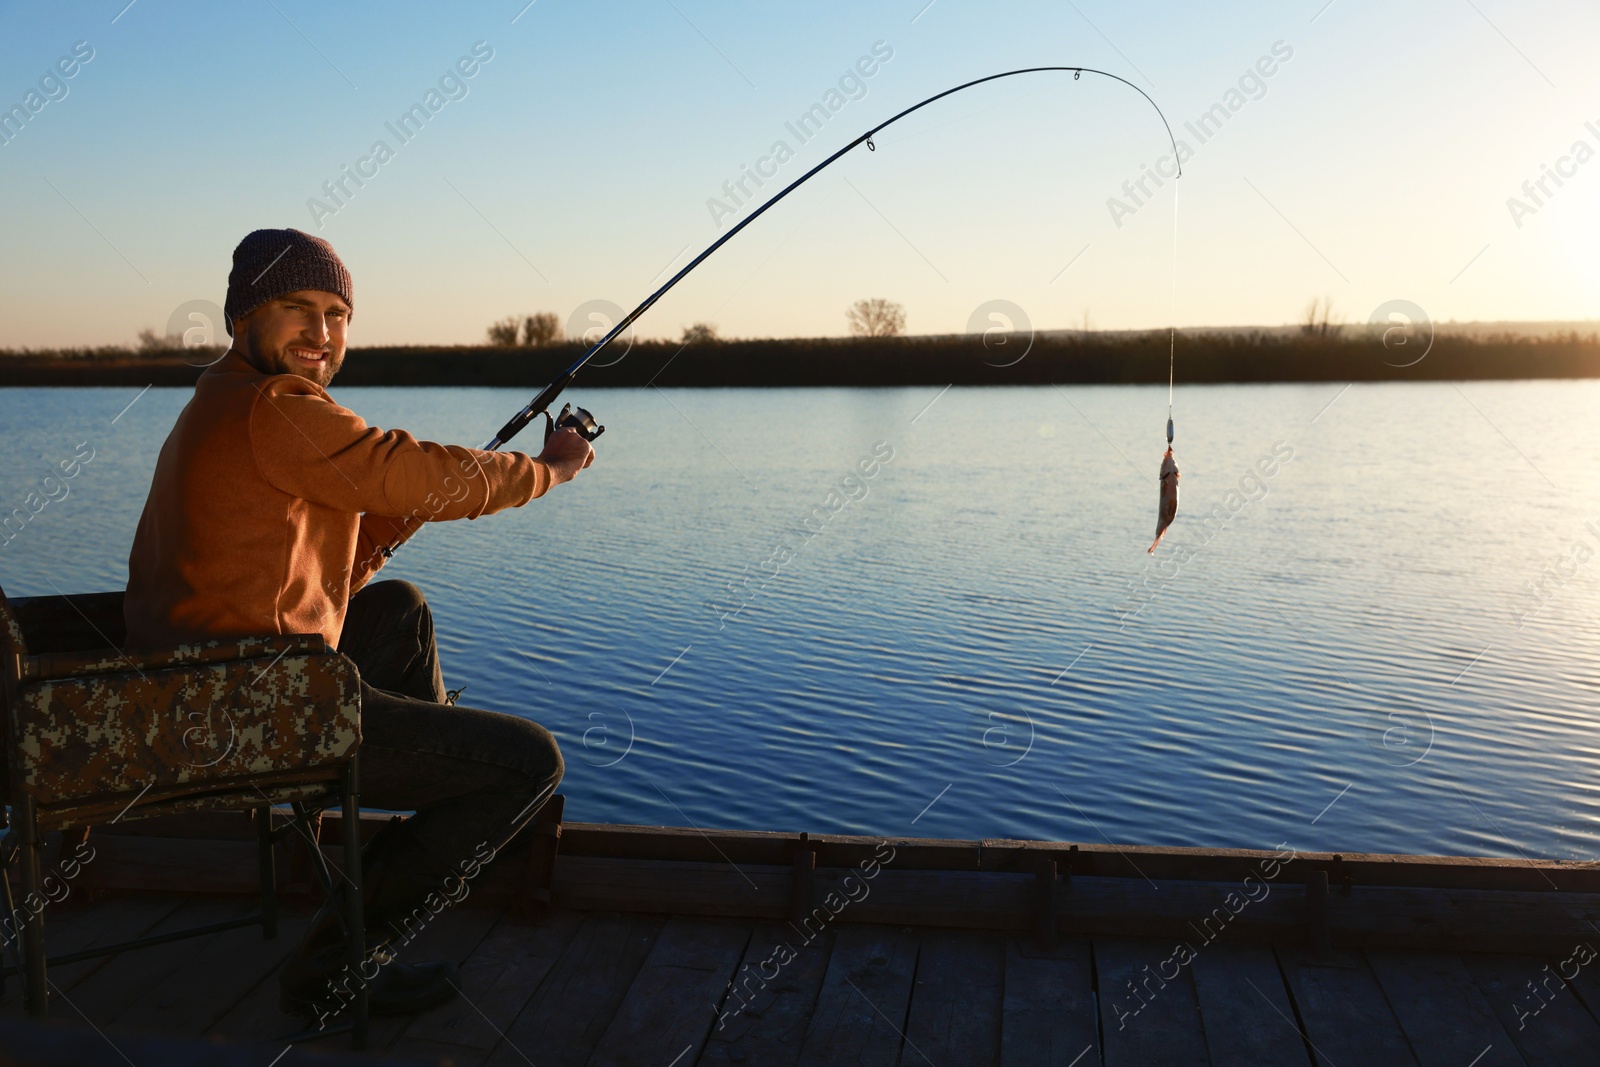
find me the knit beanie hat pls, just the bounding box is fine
[224,228,354,336]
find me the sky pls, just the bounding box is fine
[0,0,1597,348]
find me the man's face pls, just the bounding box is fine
[232,289,350,388]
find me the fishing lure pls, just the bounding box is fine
[1148,418,1178,553]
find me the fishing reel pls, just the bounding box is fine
[543,402,605,444]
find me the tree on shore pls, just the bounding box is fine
[487,316,520,346]
[1302,296,1341,339]
[681,322,720,344]
[847,298,906,338]
[522,312,561,347]
[137,329,182,352]
[487,312,563,347]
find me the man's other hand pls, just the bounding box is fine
[537,427,595,486]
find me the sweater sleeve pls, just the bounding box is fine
[248,378,552,521]
[349,513,409,595]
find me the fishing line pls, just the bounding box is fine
[1168,174,1178,446]
[1149,174,1182,553]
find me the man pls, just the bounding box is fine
[124,228,594,1018]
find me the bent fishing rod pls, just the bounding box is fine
[480,65,1184,451]
[481,65,1182,452]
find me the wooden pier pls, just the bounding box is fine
[4,813,1600,1065]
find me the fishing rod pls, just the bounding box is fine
[376,67,1181,561]
[480,65,1182,453]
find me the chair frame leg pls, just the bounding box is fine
[341,758,367,1050]
[256,805,278,940]
[16,796,45,1017]
[0,826,20,1000]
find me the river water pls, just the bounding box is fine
[2,381,1596,859]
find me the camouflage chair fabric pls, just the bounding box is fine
[0,587,360,833]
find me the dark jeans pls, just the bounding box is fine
[335,580,564,911]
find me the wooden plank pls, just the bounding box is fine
[551,857,1035,928]
[54,898,257,1026]
[112,906,314,1035]
[1188,943,1312,1066]
[79,820,320,902]
[1277,947,1418,1067]
[1548,944,1600,1028]
[483,911,664,1067]
[1464,953,1600,1067]
[1062,880,1600,957]
[701,922,835,1067]
[585,916,752,1067]
[561,823,980,871]
[1324,886,1600,956]
[396,909,583,1052]
[1000,937,1099,1067]
[1366,950,1526,1067]
[904,929,1003,1066]
[56,815,1600,892]
[58,824,1600,924]
[387,1037,490,1067]
[552,856,792,919]
[0,1016,409,1067]
[549,860,1600,955]
[70,835,264,895]
[564,825,1600,891]
[989,839,1291,881]
[1059,876,1301,944]
[1095,938,1211,1067]
[560,824,799,866]
[818,866,1034,931]
[985,840,1600,893]
[796,924,919,1067]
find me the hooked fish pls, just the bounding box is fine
[1147,448,1179,553]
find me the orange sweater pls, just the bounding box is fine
[125,351,550,650]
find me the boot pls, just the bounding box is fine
[278,855,459,1019]
[279,946,458,1020]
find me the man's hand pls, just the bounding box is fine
[537,427,595,486]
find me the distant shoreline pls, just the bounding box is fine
[1,332,1596,387]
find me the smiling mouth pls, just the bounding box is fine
[288,348,327,364]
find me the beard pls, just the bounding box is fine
[240,328,344,388]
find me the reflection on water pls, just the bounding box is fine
[2,381,1597,858]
